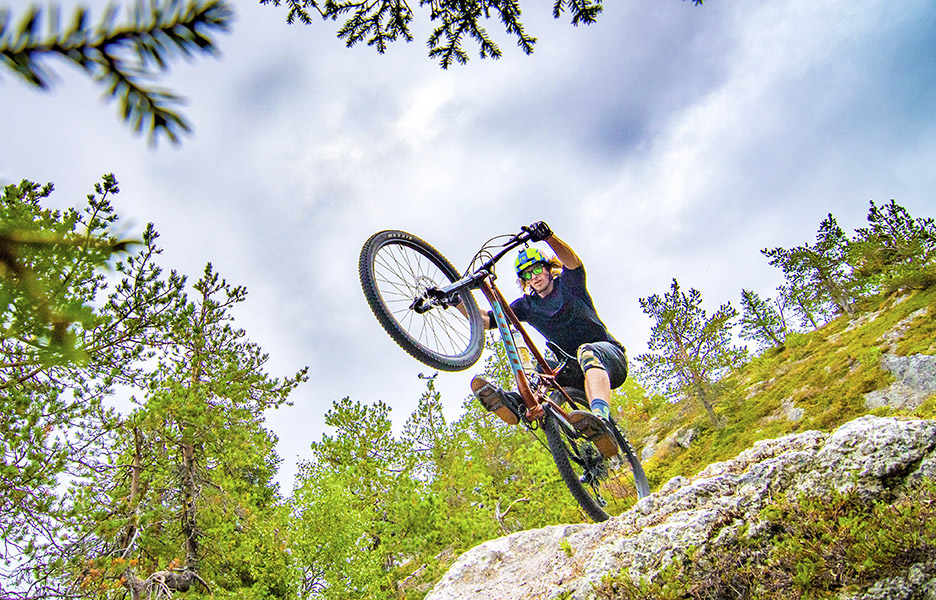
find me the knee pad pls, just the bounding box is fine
[577,344,607,374]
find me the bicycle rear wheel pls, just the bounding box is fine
[359,230,484,372]
[543,388,650,522]
[610,417,651,500]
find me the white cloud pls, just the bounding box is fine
[1,0,934,487]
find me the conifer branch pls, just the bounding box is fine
[0,0,233,144]
[262,0,702,67]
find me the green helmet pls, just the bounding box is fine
[515,248,547,277]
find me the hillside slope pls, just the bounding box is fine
[623,286,936,490]
[426,415,936,600]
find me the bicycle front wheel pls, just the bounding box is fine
[359,230,484,372]
[543,389,649,522]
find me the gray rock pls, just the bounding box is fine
[865,353,936,411]
[841,562,936,600]
[640,428,697,460]
[877,307,928,347]
[674,428,696,449]
[640,435,657,462]
[782,396,804,421]
[425,416,936,600]
[763,397,805,423]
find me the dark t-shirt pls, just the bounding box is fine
[509,266,620,357]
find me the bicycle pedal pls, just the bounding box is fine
[471,376,519,425]
[567,411,619,459]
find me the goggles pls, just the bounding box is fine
[520,265,547,281]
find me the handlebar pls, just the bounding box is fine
[473,228,534,274]
[408,228,535,313]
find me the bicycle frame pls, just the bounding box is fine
[421,230,583,427]
[480,278,578,424]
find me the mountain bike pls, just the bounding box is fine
[358,228,650,522]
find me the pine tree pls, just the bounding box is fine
[777,282,821,330]
[261,0,703,68]
[0,0,232,142]
[2,178,307,597]
[636,279,747,427]
[849,199,936,292]
[0,176,175,591]
[290,461,381,599]
[763,213,862,322]
[739,288,788,349]
[0,175,132,360]
[58,263,307,598]
[293,397,422,598]
[400,373,450,482]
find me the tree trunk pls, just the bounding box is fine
[750,301,783,346]
[180,439,200,571]
[126,568,210,600]
[120,426,142,553]
[669,323,723,428]
[494,497,529,535]
[815,264,855,316]
[693,380,723,428]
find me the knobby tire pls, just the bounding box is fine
[610,418,651,500]
[359,230,484,372]
[543,389,650,522]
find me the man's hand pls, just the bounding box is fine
[527,221,553,242]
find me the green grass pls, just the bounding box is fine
[619,286,936,489]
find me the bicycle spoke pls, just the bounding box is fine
[371,240,473,358]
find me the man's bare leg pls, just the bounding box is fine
[584,367,611,407]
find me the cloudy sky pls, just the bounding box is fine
[2,0,935,487]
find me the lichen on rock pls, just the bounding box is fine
[425,415,936,600]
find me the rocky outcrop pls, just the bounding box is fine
[425,415,936,600]
[863,302,936,410]
[865,353,936,411]
[876,306,929,349]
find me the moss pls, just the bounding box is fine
[868,406,896,417]
[858,346,883,367]
[914,395,936,419]
[784,332,809,349]
[894,288,936,356]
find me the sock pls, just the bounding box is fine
[590,398,610,419]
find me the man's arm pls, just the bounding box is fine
[455,300,493,329]
[544,234,583,270]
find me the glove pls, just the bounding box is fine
[528,221,553,242]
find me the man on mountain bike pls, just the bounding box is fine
[470,221,628,457]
